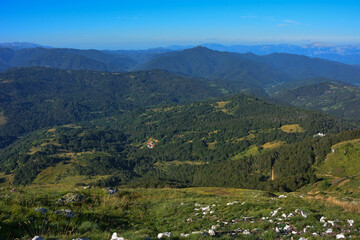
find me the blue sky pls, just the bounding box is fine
[1,0,360,49]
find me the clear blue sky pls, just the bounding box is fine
[1,0,360,49]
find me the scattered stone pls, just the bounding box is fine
[180,233,189,237]
[111,232,125,240]
[35,207,48,214]
[348,219,354,227]
[328,220,335,226]
[208,229,216,236]
[53,209,76,218]
[57,193,84,204]
[106,188,119,195]
[278,195,287,198]
[299,238,308,240]
[336,233,346,239]
[83,186,91,189]
[211,225,219,230]
[326,228,333,234]
[320,216,327,223]
[157,232,172,238]
[227,201,239,205]
[73,238,90,240]
[283,224,293,232]
[243,230,251,235]
[300,211,307,218]
[32,237,44,240]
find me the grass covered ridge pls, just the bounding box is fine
[1,186,360,239]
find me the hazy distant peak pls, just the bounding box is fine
[0,42,52,49]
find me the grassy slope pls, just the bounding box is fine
[1,186,360,239]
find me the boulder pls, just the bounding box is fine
[57,193,84,204]
[35,207,48,214]
[208,229,216,236]
[157,232,172,238]
[111,232,125,240]
[106,188,119,195]
[32,237,44,240]
[336,233,346,239]
[53,209,76,218]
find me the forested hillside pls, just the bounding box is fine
[0,67,228,146]
[271,81,360,119]
[1,93,358,191]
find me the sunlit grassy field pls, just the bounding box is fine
[1,185,360,239]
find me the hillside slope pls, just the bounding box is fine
[271,82,360,119]
[0,67,225,141]
[1,93,357,190]
[138,46,291,92]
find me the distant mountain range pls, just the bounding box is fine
[171,43,360,65]
[1,45,360,96]
[0,42,52,49]
[0,47,136,72]
[2,41,360,65]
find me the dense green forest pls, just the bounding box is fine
[271,81,360,119]
[1,92,358,191]
[0,67,233,143]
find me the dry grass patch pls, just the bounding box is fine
[207,141,217,149]
[280,124,305,133]
[262,140,285,149]
[307,195,360,213]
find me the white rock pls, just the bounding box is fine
[211,225,219,230]
[312,233,318,236]
[195,203,201,207]
[226,201,239,206]
[275,227,281,233]
[180,233,189,237]
[291,231,297,234]
[208,229,216,236]
[320,216,327,223]
[278,195,287,198]
[111,232,125,240]
[328,220,335,226]
[284,224,292,232]
[336,233,346,239]
[243,230,251,234]
[32,237,44,240]
[326,228,333,234]
[271,209,278,217]
[282,213,287,218]
[348,219,354,227]
[157,232,172,238]
[300,211,307,218]
[288,213,294,218]
[201,206,210,211]
[299,238,308,240]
